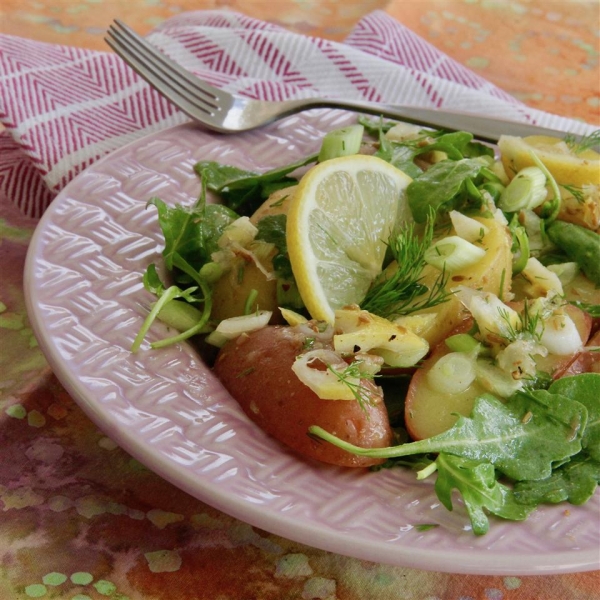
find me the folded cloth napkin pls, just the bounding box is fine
[0,9,594,218]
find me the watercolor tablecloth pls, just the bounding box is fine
[1,3,599,599]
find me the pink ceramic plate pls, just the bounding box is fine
[25,112,600,575]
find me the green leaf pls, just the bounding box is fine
[435,453,533,535]
[256,214,287,253]
[549,373,600,461]
[357,115,397,136]
[376,139,423,179]
[148,198,237,272]
[430,390,588,481]
[310,389,588,481]
[433,131,494,159]
[194,154,317,215]
[514,454,600,506]
[143,263,166,295]
[203,205,242,256]
[255,214,294,280]
[407,158,484,223]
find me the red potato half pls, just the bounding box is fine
[553,328,600,378]
[405,321,485,441]
[405,304,594,441]
[535,303,593,379]
[213,325,393,467]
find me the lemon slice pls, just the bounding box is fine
[498,135,600,187]
[287,155,412,324]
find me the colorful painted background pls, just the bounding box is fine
[0,1,599,598]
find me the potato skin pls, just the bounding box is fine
[213,325,393,467]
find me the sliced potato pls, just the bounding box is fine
[249,185,297,225]
[498,135,600,231]
[405,322,486,440]
[406,216,513,348]
[211,251,280,322]
[211,185,298,322]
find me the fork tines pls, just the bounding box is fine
[105,20,223,118]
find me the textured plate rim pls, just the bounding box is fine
[24,119,600,576]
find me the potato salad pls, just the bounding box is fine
[133,119,600,534]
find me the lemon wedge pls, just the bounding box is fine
[286,155,412,324]
[498,135,600,187]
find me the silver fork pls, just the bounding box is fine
[105,20,580,142]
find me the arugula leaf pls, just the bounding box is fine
[255,214,293,280]
[435,453,534,535]
[143,263,167,296]
[357,115,398,136]
[310,389,588,481]
[513,454,600,506]
[431,131,494,159]
[194,154,317,215]
[429,390,588,481]
[375,137,424,179]
[407,158,484,223]
[131,270,202,353]
[256,214,287,253]
[549,373,600,461]
[148,198,237,271]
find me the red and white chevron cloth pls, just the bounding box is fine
[0,10,594,217]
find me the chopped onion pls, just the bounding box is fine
[519,209,550,256]
[540,312,583,356]
[496,339,547,380]
[206,310,272,347]
[498,166,547,212]
[546,262,580,287]
[455,287,520,342]
[426,351,477,395]
[424,236,486,272]
[333,307,429,368]
[445,333,481,354]
[449,211,489,243]
[292,349,356,400]
[199,261,224,283]
[318,124,364,162]
[475,359,524,398]
[294,321,334,343]
[521,257,564,296]
[217,216,257,248]
[492,208,509,225]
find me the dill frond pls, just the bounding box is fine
[564,130,600,154]
[498,302,544,343]
[561,184,585,204]
[361,216,450,319]
[326,361,376,412]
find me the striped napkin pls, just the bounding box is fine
[0,9,592,218]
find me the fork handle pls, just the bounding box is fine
[301,99,588,143]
